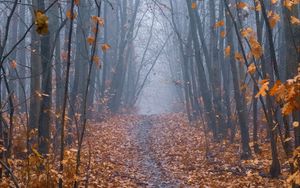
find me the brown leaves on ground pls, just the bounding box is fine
[0,113,290,187]
[145,113,287,187]
[82,113,287,187]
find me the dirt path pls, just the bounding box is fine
[86,114,286,187]
[132,117,181,188]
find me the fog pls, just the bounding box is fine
[135,3,178,114]
[0,0,298,185]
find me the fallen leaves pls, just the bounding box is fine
[139,113,286,187]
[0,113,290,187]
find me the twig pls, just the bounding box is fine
[0,159,19,188]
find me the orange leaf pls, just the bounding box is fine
[269,80,282,96]
[191,2,197,9]
[283,0,294,10]
[255,3,261,11]
[101,43,111,52]
[93,55,101,67]
[249,37,263,59]
[74,0,80,6]
[91,16,104,26]
[268,11,280,29]
[255,79,269,98]
[282,102,294,115]
[214,20,224,28]
[220,30,226,38]
[87,36,95,45]
[291,16,300,25]
[225,45,231,57]
[241,27,253,38]
[66,10,78,20]
[10,60,17,69]
[247,63,256,75]
[236,2,248,9]
[234,52,244,63]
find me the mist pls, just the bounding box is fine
[0,0,299,186]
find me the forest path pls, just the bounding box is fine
[131,116,181,187]
[86,114,285,187]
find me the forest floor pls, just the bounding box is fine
[82,113,288,187]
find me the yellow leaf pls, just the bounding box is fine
[247,63,256,75]
[214,20,225,28]
[293,121,299,128]
[32,147,43,158]
[101,43,111,52]
[291,16,300,25]
[191,2,197,9]
[271,0,278,4]
[34,10,48,35]
[225,45,231,57]
[255,3,261,11]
